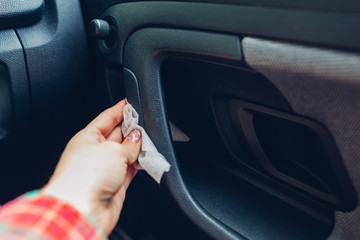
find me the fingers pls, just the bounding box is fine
[87,100,126,137]
[106,125,123,143]
[122,129,142,165]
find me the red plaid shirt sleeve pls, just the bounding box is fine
[0,190,107,240]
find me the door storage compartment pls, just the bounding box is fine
[161,58,337,239]
[229,100,356,210]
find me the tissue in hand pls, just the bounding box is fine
[122,103,171,183]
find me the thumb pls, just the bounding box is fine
[122,129,142,164]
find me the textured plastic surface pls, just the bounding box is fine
[0,0,93,205]
[0,30,30,139]
[123,28,243,240]
[99,1,360,65]
[178,144,331,240]
[0,0,44,30]
[16,0,89,131]
[83,0,360,24]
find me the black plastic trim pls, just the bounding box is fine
[83,0,360,21]
[123,28,243,240]
[99,1,360,64]
[16,0,89,131]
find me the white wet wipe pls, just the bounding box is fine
[122,103,171,183]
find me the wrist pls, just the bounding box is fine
[41,180,96,220]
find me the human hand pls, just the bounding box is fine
[42,99,142,235]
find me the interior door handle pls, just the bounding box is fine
[122,28,244,240]
[123,28,241,122]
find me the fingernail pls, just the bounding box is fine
[126,129,141,143]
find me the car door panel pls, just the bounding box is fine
[85,1,360,239]
[1,0,359,239]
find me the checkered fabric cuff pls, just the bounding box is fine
[0,190,107,240]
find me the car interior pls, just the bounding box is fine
[0,0,360,239]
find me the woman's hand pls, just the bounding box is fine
[42,99,141,235]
